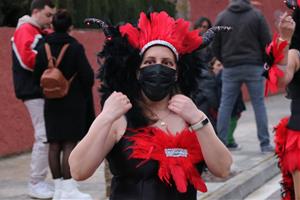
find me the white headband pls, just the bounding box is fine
[139,40,179,60]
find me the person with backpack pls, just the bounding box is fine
[11,0,56,198]
[34,9,94,200]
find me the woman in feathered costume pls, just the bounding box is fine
[69,11,232,200]
[264,0,300,199]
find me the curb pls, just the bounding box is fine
[200,155,280,200]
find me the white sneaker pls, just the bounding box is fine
[28,181,54,199]
[53,178,62,200]
[60,179,92,200]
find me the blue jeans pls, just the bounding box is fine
[217,64,270,147]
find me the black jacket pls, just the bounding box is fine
[190,69,219,128]
[212,0,271,68]
[191,69,246,131]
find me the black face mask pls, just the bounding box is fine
[138,64,176,101]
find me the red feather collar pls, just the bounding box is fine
[274,117,294,200]
[126,127,207,193]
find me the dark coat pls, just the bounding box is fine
[191,69,246,131]
[212,0,271,68]
[191,69,219,129]
[34,32,95,142]
[194,45,214,69]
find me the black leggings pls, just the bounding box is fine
[48,141,77,179]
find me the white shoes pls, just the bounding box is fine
[28,181,54,199]
[52,178,62,200]
[28,179,92,200]
[60,179,92,200]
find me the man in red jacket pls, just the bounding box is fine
[11,0,55,199]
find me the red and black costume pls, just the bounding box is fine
[263,2,300,199]
[264,33,300,200]
[274,71,300,200]
[86,11,230,200]
[106,127,206,200]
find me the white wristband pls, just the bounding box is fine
[189,118,209,132]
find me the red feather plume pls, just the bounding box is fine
[126,127,207,193]
[264,33,288,96]
[274,117,295,200]
[119,11,202,56]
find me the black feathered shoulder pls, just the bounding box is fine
[97,26,141,107]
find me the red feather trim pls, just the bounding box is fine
[264,33,288,96]
[119,11,202,56]
[274,117,294,200]
[126,127,207,193]
[298,0,300,7]
[274,117,289,163]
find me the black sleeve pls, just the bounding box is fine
[258,12,272,54]
[75,44,95,90]
[75,44,96,129]
[212,15,223,62]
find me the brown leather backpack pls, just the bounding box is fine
[40,43,76,99]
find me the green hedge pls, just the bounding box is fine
[0,0,175,28]
[0,0,30,27]
[57,0,175,28]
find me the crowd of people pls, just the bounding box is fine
[10,0,300,199]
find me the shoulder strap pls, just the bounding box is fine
[44,43,55,68]
[56,44,70,67]
[68,72,77,84]
[46,43,76,83]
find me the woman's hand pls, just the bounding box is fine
[278,12,296,42]
[168,94,204,125]
[101,92,132,121]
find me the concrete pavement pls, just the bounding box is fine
[245,174,281,200]
[0,94,289,200]
[199,94,289,200]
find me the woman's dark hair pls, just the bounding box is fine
[290,8,300,50]
[193,17,212,30]
[30,0,55,12]
[52,9,72,33]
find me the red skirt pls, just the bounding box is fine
[274,117,300,200]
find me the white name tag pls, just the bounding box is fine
[164,148,188,157]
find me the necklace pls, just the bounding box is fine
[156,110,171,127]
[160,120,167,127]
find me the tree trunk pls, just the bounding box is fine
[175,0,190,20]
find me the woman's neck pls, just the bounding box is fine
[144,96,170,112]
